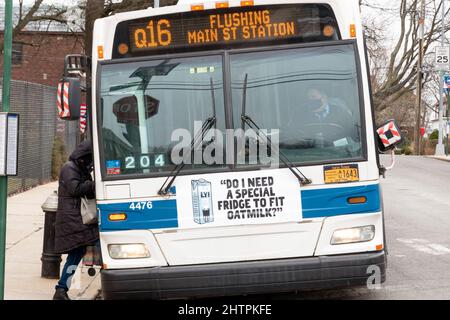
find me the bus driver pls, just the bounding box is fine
[284,88,357,148]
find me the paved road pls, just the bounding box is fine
[216,155,450,300]
[278,155,450,299]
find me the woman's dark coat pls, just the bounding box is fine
[55,140,99,254]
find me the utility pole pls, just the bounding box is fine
[0,0,13,300]
[445,94,450,156]
[436,1,447,155]
[414,0,426,155]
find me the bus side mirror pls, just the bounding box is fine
[376,119,403,152]
[57,77,81,120]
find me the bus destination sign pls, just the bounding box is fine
[126,5,337,53]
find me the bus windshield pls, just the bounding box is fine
[99,43,364,177]
[231,43,364,166]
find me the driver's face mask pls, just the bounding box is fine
[307,98,323,110]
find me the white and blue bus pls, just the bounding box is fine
[59,0,403,299]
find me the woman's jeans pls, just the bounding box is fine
[55,246,86,291]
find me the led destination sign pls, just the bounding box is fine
[119,4,339,55]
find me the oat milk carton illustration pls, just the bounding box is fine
[191,179,214,224]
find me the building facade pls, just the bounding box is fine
[0,31,84,87]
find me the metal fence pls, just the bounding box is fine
[0,79,77,195]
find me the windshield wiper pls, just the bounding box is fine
[158,78,217,196]
[240,74,312,186]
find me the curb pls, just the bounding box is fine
[427,156,450,163]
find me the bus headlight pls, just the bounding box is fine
[108,244,150,259]
[331,225,375,245]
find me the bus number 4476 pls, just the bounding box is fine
[129,201,153,211]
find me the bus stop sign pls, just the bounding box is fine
[0,112,19,176]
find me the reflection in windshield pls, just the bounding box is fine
[100,56,226,176]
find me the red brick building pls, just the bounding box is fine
[0,31,84,87]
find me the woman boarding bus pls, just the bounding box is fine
[58,0,403,299]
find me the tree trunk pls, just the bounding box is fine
[85,0,105,55]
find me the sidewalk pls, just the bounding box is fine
[4,182,101,300]
[428,155,450,162]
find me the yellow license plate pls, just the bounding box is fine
[324,164,359,184]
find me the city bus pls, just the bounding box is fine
[58,0,403,299]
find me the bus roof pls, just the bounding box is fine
[107,0,360,20]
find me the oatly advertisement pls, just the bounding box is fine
[175,169,302,229]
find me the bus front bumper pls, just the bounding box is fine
[101,251,386,300]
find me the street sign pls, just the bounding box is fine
[0,112,19,176]
[435,46,450,70]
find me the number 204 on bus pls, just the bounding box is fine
[57,0,403,299]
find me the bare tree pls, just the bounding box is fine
[0,0,70,53]
[83,0,105,55]
[363,0,449,113]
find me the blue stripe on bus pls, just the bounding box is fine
[98,184,381,231]
[301,184,381,218]
[98,199,178,231]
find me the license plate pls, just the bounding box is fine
[324,164,359,184]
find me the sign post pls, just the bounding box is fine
[435,46,450,155]
[0,0,13,300]
[447,97,450,156]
